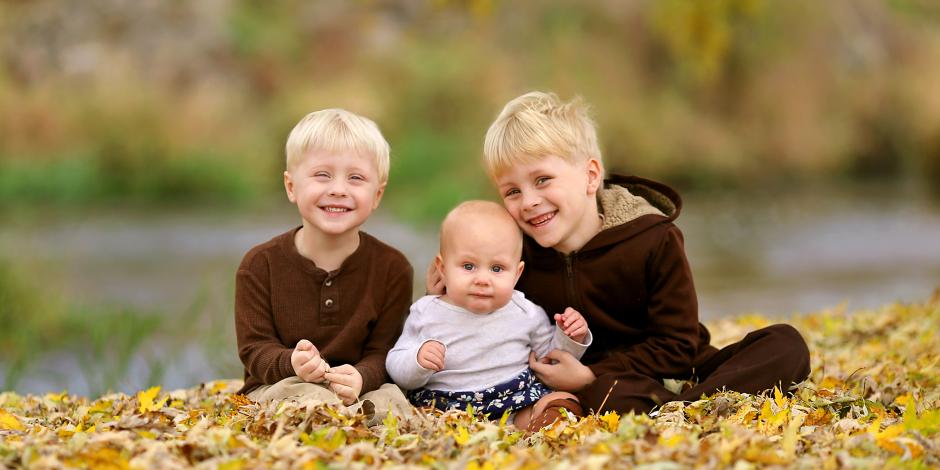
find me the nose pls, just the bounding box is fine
[327,179,348,197]
[472,272,491,286]
[521,191,540,210]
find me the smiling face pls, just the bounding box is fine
[494,155,603,254]
[284,148,385,239]
[437,202,524,314]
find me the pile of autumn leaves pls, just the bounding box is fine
[2,294,939,468]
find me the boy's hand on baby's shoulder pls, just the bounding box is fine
[555,308,588,343]
[291,339,330,383]
[417,340,446,371]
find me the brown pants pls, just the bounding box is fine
[578,324,811,414]
[247,378,414,426]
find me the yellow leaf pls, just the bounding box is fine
[600,411,620,433]
[773,386,788,409]
[454,426,470,446]
[45,390,68,403]
[0,409,25,431]
[498,410,510,430]
[218,459,245,470]
[137,386,168,413]
[210,381,228,395]
[659,433,684,448]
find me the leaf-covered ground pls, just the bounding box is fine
[2,294,939,469]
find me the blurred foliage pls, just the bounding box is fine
[2,0,940,221]
[0,259,165,396]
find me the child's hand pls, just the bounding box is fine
[323,364,362,405]
[417,340,446,371]
[554,307,588,343]
[425,261,445,295]
[291,339,330,383]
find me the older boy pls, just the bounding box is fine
[235,108,414,424]
[460,91,811,414]
[387,201,591,430]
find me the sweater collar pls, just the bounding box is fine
[279,226,372,277]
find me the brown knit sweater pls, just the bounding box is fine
[234,227,414,395]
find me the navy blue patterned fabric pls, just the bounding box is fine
[407,368,552,417]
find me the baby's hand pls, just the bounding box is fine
[417,340,446,371]
[291,339,330,383]
[554,308,588,343]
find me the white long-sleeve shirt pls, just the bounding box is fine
[386,291,592,392]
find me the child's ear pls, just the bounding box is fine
[372,182,387,210]
[513,261,525,285]
[284,170,296,203]
[585,158,602,196]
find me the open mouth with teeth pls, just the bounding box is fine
[527,211,556,227]
[320,206,352,214]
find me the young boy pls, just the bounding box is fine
[434,91,811,415]
[234,108,414,424]
[387,200,592,430]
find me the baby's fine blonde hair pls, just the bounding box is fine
[285,108,390,182]
[483,91,603,177]
[439,200,522,260]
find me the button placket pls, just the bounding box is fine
[320,276,339,324]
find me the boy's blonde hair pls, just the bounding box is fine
[483,91,603,177]
[285,108,390,182]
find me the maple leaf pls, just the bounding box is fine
[137,386,168,413]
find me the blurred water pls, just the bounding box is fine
[2,183,939,395]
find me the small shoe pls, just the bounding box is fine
[526,398,584,432]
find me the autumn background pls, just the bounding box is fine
[1,0,940,399]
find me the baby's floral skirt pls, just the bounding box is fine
[407,368,552,418]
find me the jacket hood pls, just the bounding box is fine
[586,174,682,250]
[523,174,683,259]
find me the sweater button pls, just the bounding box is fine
[324,299,334,307]
[325,280,332,287]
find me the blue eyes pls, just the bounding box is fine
[461,263,505,273]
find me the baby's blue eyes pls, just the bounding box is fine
[461,263,505,273]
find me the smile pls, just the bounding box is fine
[321,206,351,213]
[527,211,556,227]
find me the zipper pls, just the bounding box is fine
[563,254,579,312]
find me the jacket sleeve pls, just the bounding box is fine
[354,259,414,394]
[587,225,700,379]
[235,264,295,387]
[528,297,593,360]
[385,299,437,390]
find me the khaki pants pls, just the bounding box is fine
[247,378,414,426]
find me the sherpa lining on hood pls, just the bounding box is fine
[599,185,665,230]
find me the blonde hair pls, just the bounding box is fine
[483,91,603,177]
[285,108,390,182]
[440,200,522,260]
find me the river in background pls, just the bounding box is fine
[2,182,939,395]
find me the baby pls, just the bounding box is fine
[386,200,592,430]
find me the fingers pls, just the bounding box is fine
[323,364,359,385]
[564,317,586,338]
[329,382,356,405]
[298,356,328,382]
[528,351,547,372]
[568,323,588,341]
[425,261,446,295]
[418,341,446,371]
[295,339,316,353]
